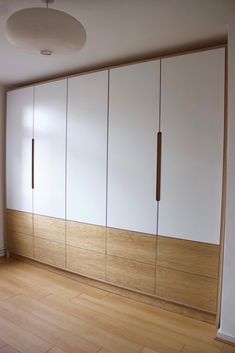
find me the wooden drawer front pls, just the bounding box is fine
[157,236,219,278]
[107,228,156,265]
[8,232,33,258]
[155,267,217,312]
[34,237,65,268]
[66,221,106,253]
[7,210,33,236]
[106,255,155,295]
[66,246,105,280]
[34,215,65,243]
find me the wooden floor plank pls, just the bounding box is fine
[0,285,17,301]
[0,339,6,349]
[0,315,53,353]
[0,269,50,300]
[0,263,81,300]
[73,292,218,343]
[71,294,221,353]
[3,260,108,300]
[42,294,183,353]
[0,346,21,353]
[140,348,161,353]
[11,294,141,353]
[221,344,235,353]
[0,300,98,353]
[48,348,69,353]
[0,259,226,353]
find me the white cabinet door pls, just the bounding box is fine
[6,87,34,213]
[34,80,67,219]
[159,48,224,244]
[67,71,108,226]
[107,61,160,234]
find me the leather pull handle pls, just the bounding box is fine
[156,132,162,201]
[32,138,34,189]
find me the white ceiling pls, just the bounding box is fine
[0,0,230,87]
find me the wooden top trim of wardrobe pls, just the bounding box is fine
[9,43,227,92]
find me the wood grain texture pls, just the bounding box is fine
[6,210,33,236]
[8,232,33,258]
[0,298,99,353]
[181,342,224,353]
[141,347,160,353]
[34,238,65,268]
[157,236,219,278]
[106,255,155,295]
[0,313,52,353]
[221,344,235,353]
[66,246,105,280]
[155,267,218,312]
[0,338,6,349]
[14,255,216,324]
[0,346,21,353]
[1,257,224,353]
[107,228,156,265]
[34,215,65,243]
[66,221,106,253]
[48,348,67,353]
[5,214,219,317]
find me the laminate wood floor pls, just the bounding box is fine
[0,257,234,353]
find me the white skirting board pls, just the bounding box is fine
[0,248,6,257]
[217,330,235,344]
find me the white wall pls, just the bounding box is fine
[0,86,5,255]
[219,3,235,343]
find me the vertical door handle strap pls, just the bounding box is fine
[32,138,34,189]
[156,132,162,201]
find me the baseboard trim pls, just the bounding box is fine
[217,331,235,345]
[0,248,6,257]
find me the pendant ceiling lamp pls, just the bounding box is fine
[5,0,86,55]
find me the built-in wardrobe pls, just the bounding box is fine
[6,46,225,322]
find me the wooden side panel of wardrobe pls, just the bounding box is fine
[157,236,219,278]
[107,228,156,265]
[155,267,218,312]
[66,221,106,253]
[6,210,33,236]
[34,215,65,243]
[34,237,65,268]
[106,255,155,294]
[66,246,105,280]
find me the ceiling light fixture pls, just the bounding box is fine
[5,0,86,55]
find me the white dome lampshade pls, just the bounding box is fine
[5,4,86,55]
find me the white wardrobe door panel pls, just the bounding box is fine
[108,61,160,234]
[6,87,33,212]
[67,71,108,226]
[159,48,224,244]
[34,79,67,219]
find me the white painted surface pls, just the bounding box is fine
[67,71,108,226]
[217,332,235,345]
[0,0,229,85]
[219,4,235,341]
[159,48,224,244]
[6,86,33,213]
[34,79,67,219]
[0,86,5,253]
[108,61,159,234]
